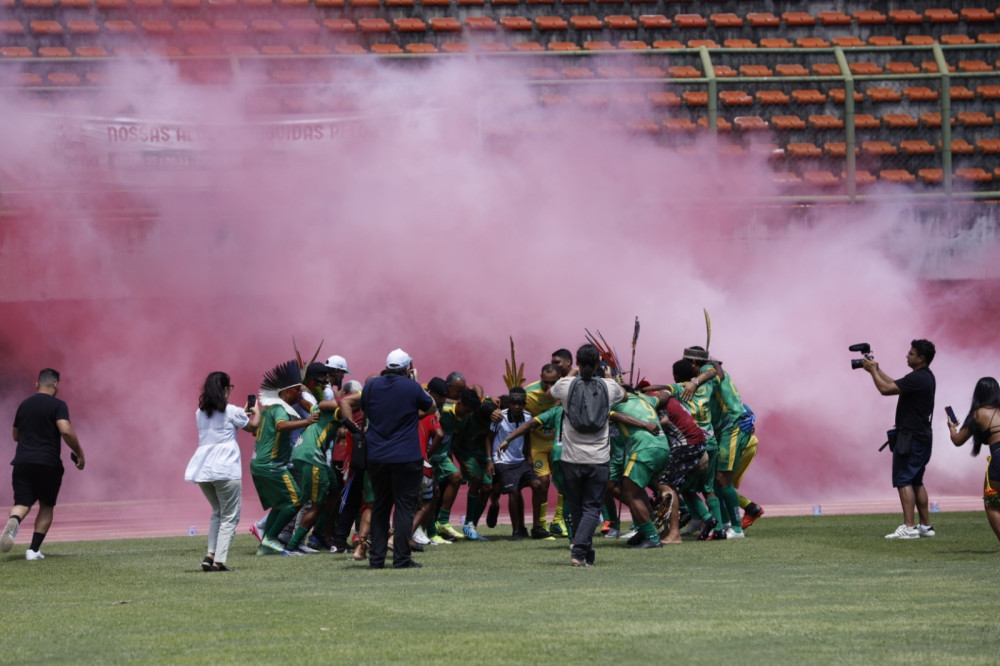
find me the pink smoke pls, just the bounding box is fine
[1,55,998,507]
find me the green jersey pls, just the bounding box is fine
[454,416,492,461]
[610,393,670,455]
[668,382,717,450]
[433,403,467,462]
[702,364,747,435]
[252,405,294,472]
[292,405,339,467]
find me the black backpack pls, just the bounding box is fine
[564,377,609,434]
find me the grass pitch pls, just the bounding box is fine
[2,511,998,665]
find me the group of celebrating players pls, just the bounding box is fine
[245,340,764,559]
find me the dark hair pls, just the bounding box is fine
[576,344,600,381]
[672,359,695,383]
[963,377,1000,456]
[552,349,572,363]
[911,339,936,365]
[540,363,558,376]
[199,371,230,418]
[508,386,527,402]
[459,388,481,409]
[38,368,60,386]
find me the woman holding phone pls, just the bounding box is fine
[947,377,1000,545]
[185,371,260,571]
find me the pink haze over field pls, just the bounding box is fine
[1,55,999,507]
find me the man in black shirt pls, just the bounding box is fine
[2,369,85,560]
[862,340,936,540]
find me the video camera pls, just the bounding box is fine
[849,343,873,370]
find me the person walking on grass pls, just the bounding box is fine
[549,344,626,567]
[185,371,260,571]
[2,368,85,560]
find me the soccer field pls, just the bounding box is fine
[2,511,998,665]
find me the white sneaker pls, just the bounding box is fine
[917,525,936,537]
[25,549,44,560]
[0,517,19,553]
[885,525,920,539]
[412,527,430,545]
[296,543,320,554]
[725,528,746,539]
[620,529,638,541]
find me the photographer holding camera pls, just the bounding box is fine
[859,339,937,540]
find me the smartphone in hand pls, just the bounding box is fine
[945,405,957,424]
[247,394,257,409]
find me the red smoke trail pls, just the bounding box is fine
[1,56,998,509]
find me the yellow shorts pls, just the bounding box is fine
[733,434,758,488]
[531,436,554,478]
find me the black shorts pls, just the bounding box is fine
[658,442,707,490]
[891,436,932,488]
[496,461,535,494]
[12,463,64,507]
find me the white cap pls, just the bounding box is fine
[325,355,351,374]
[386,348,412,369]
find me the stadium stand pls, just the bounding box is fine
[0,0,999,197]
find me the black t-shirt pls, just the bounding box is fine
[12,393,70,467]
[894,367,935,440]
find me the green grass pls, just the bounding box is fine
[2,511,999,665]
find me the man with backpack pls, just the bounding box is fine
[549,344,626,567]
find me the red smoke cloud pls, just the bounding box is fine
[1,56,998,506]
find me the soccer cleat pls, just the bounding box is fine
[308,535,332,551]
[486,501,500,529]
[626,531,644,547]
[428,535,451,545]
[463,523,488,541]
[697,518,719,541]
[435,522,465,540]
[1,517,19,553]
[283,549,303,556]
[725,528,746,539]
[549,521,568,538]
[412,527,431,545]
[600,520,613,535]
[25,549,44,560]
[260,537,286,554]
[329,544,349,554]
[531,525,556,540]
[631,539,664,549]
[295,543,320,554]
[680,519,702,537]
[620,529,638,541]
[886,525,920,540]
[917,525,936,538]
[741,503,765,530]
[709,530,727,541]
[604,527,621,538]
[249,523,263,543]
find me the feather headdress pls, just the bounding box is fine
[259,360,303,418]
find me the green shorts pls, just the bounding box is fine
[431,453,458,484]
[293,460,331,505]
[457,454,493,485]
[609,443,626,483]
[362,472,375,505]
[250,465,301,511]
[717,427,751,473]
[623,444,670,490]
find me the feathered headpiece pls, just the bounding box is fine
[259,360,303,418]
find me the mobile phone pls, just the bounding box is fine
[945,405,957,424]
[247,394,257,409]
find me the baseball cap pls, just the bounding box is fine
[386,348,412,369]
[325,355,351,374]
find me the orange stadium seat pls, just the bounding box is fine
[771,115,807,130]
[617,41,648,50]
[548,42,579,51]
[959,60,993,72]
[901,140,935,155]
[664,118,697,132]
[830,89,864,103]
[652,40,683,49]
[1,46,33,57]
[430,18,461,32]
[76,46,109,56]
[571,16,603,30]
[142,20,174,35]
[48,72,82,85]
[682,90,708,106]
[850,62,883,75]
[880,170,916,184]
[323,19,355,33]
[848,170,878,185]
[710,13,743,28]
[979,85,1000,99]
[854,114,881,129]
[260,44,294,55]
[959,111,994,126]
[793,89,827,104]
[133,0,164,8]
[776,64,809,77]
[639,15,672,29]
[723,39,756,48]
[813,63,841,76]
[584,41,615,50]
[941,34,975,45]
[371,44,403,54]
[698,117,732,132]
[797,37,830,48]
[884,113,919,129]
[251,19,284,33]
[760,38,794,48]
[669,65,701,78]
[512,42,544,51]
[869,36,902,46]
[808,115,843,129]
[576,93,608,108]
[977,139,1000,153]
[955,168,992,183]
[824,142,857,157]
[783,12,815,26]
[786,142,822,158]
[605,16,637,30]
[178,20,211,34]
[625,120,660,135]
[720,90,753,105]
[536,17,569,30]
[358,18,391,33]
[854,11,887,24]
[394,18,426,32]
[889,9,923,24]
[713,65,737,77]
[867,87,902,103]
[648,91,681,107]
[946,139,976,154]
[687,39,719,48]
[286,19,320,33]
[756,90,790,104]
[773,172,801,186]
[734,116,768,131]
[406,44,437,53]
[818,11,851,26]
[886,62,920,74]
[30,20,63,35]
[633,65,666,78]
[298,44,331,55]
[215,19,249,32]
[904,86,939,102]
[500,17,532,31]
[925,8,959,23]
[918,169,943,184]
[804,171,840,187]
[465,17,496,31]
[962,8,996,22]
[832,37,865,47]
[906,35,936,46]
[439,42,468,53]
[675,14,708,28]
[746,13,780,27]
[39,46,72,57]
[740,64,773,77]
[0,20,23,34]
[951,86,976,100]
